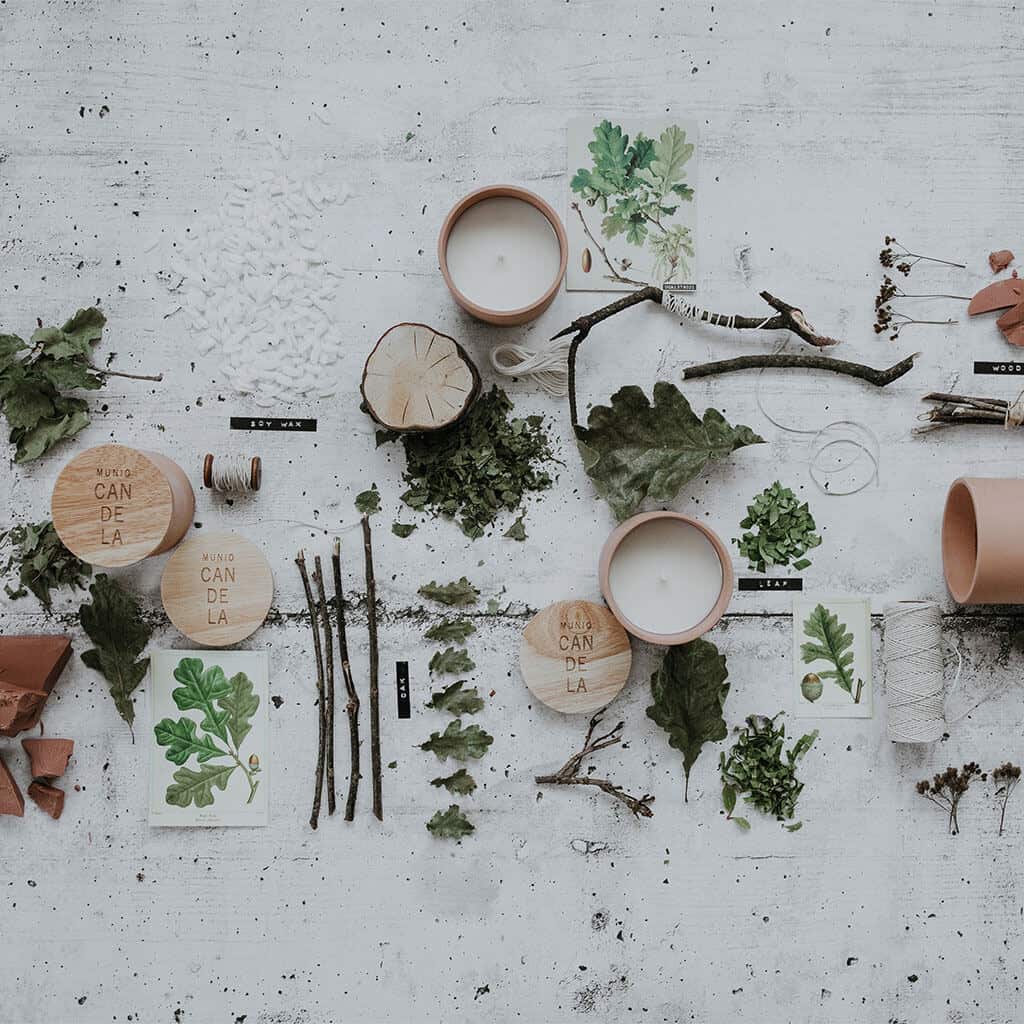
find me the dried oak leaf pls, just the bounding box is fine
[426,804,474,839]
[430,768,477,795]
[418,577,479,606]
[419,719,493,762]
[425,680,484,716]
[575,381,763,521]
[646,637,730,802]
[424,618,476,643]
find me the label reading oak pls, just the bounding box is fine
[161,531,274,647]
[520,600,631,715]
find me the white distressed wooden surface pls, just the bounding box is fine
[2,1,1024,1021]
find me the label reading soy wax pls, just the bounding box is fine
[161,531,274,647]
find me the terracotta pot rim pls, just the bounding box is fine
[598,510,734,646]
[437,184,568,326]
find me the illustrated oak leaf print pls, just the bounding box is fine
[171,657,232,742]
[218,671,260,749]
[165,762,236,809]
[154,717,229,766]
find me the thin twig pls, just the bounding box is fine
[917,391,1019,432]
[89,364,164,382]
[361,515,383,822]
[682,352,917,387]
[314,555,336,816]
[296,550,326,830]
[535,712,654,819]
[332,538,361,822]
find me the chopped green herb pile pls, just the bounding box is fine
[0,519,91,610]
[0,308,106,462]
[377,385,554,539]
[734,481,820,573]
[720,713,817,830]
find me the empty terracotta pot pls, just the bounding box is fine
[942,477,1024,603]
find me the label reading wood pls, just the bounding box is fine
[396,661,411,719]
[230,416,317,432]
[161,530,274,647]
[974,361,1024,375]
[738,577,803,591]
[519,600,631,715]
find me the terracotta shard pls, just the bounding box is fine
[21,738,74,779]
[997,300,1024,347]
[0,635,72,737]
[990,250,1014,274]
[27,781,65,820]
[968,278,1024,316]
[0,752,25,817]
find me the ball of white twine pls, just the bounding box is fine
[883,601,953,743]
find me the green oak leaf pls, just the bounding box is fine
[13,402,90,463]
[429,647,475,676]
[165,762,236,809]
[419,719,493,762]
[171,658,232,742]
[587,120,631,191]
[418,577,479,606]
[424,618,476,643]
[79,574,153,735]
[425,680,484,716]
[355,484,381,515]
[154,717,229,765]
[575,381,764,521]
[218,671,260,749]
[642,125,694,198]
[34,356,103,391]
[430,768,477,795]
[647,637,730,802]
[426,804,474,839]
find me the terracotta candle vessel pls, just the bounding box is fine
[943,477,1024,603]
[599,511,733,645]
[438,185,567,326]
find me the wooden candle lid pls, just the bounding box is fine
[519,600,632,714]
[160,530,274,647]
[52,444,195,568]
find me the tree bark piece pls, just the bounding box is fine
[535,713,654,819]
[313,556,336,816]
[681,352,917,387]
[296,550,327,830]
[361,516,383,821]
[332,538,362,822]
[361,322,480,432]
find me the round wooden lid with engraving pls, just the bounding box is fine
[519,599,632,714]
[160,530,274,647]
[51,444,195,568]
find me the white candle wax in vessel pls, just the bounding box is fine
[608,518,724,636]
[445,197,562,312]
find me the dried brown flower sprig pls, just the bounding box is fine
[879,236,966,276]
[874,274,965,339]
[992,762,1021,837]
[916,763,986,835]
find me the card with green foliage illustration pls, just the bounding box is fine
[791,597,872,720]
[567,116,699,292]
[149,650,269,826]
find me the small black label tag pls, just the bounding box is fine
[974,361,1024,375]
[229,417,317,432]
[396,661,411,719]
[738,577,803,591]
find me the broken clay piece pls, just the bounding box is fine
[0,636,72,737]
[0,752,25,817]
[27,781,64,820]
[997,300,1024,348]
[968,278,1024,316]
[21,738,74,780]
[989,250,1014,274]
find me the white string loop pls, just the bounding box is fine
[490,338,572,397]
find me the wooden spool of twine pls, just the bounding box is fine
[51,444,195,568]
[203,454,262,493]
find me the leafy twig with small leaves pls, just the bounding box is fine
[915,763,986,835]
[535,713,654,819]
[0,520,91,610]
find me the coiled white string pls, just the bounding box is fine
[883,601,960,743]
[490,338,572,397]
[209,454,259,494]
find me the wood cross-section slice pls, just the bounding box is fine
[361,322,480,432]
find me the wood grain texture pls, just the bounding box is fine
[520,600,631,714]
[160,530,273,646]
[2,0,1024,1021]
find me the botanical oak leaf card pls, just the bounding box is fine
[792,597,872,719]
[567,116,699,292]
[149,650,269,826]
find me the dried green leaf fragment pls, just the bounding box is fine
[430,768,477,796]
[734,481,820,573]
[0,519,90,610]
[418,577,479,606]
[426,804,474,839]
[355,485,381,516]
[424,618,476,643]
[429,648,475,676]
[425,680,484,716]
[419,719,493,762]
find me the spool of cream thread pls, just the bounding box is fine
[882,601,947,743]
[203,454,262,493]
